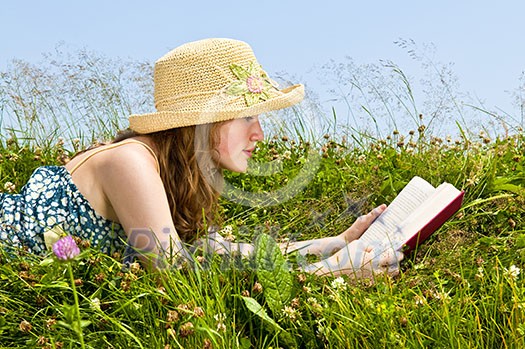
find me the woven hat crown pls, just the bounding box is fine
[129,38,304,133]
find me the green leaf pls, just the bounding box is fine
[230,64,250,80]
[80,320,92,328]
[39,257,55,266]
[241,296,296,347]
[226,81,247,96]
[244,93,260,107]
[241,296,283,331]
[254,233,293,316]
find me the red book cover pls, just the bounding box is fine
[404,190,464,252]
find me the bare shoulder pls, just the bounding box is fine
[98,140,159,176]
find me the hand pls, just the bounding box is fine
[312,239,404,279]
[339,204,387,243]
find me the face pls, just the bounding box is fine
[216,116,264,172]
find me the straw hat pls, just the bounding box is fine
[128,38,305,133]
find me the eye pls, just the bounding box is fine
[244,116,255,122]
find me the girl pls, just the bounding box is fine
[0,38,402,277]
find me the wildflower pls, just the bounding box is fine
[475,267,484,280]
[203,338,213,349]
[504,265,521,280]
[193,306,205,318]
[433,290,451,301]
[166,310,180,323]
[129,262,141,274]
[241,290,250,297]
[120,280,131,291]
[316,319,328,338]
[90,298,101,311]
[214,313,226,332]
[46,318,57,330]
[282,305,299,322]
[37,336,48,346]
[19,319,32,333]
[307,297,323,313]
[220,225,234,241]
[330,276,347,292]
[52,236,80,261]
[290,297,300,308]
[3,181,15,193]
[414,295,425,306]
[283,150,292,160]
[94,272,106,284]
[179,322,194,337]
[252,282,263,294]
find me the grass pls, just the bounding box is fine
[0,50,524,348]
[0,126,524,348]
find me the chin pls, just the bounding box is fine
[222,163,248,173]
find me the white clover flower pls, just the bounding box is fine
[330,277,347,292]
[414,295,425,306]
[475,267,484,279]
[219,225,235,241]
[214,313,227,332]
[90,297,101,311]
[3,181,15,193]
[282,305,299,322]
[504,265,521,280]
[283,150,292,160]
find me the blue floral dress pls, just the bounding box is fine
[0,166,127,255]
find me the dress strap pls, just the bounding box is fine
[69,139,160,175]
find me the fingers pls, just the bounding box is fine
[361,245,404,277]
[341,205,387,243]
[354,204,387,230]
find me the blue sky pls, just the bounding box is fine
[2,1,524,126]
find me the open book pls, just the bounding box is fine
[360,176,464,253]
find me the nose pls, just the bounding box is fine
[250,119,264,141]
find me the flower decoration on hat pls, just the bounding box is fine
[225,62,278,107]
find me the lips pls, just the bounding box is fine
[243,147,255,157]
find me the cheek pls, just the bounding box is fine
[217,125,243,156]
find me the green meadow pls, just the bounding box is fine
[0,49,524,348]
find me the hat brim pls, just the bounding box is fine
[128,84,305,134]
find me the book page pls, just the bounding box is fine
[396,183,461,240]
[360,177,436,247]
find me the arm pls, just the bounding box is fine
[197,204,387,258]
[196,204,401,279]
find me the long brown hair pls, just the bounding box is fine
[113,123,224,243]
